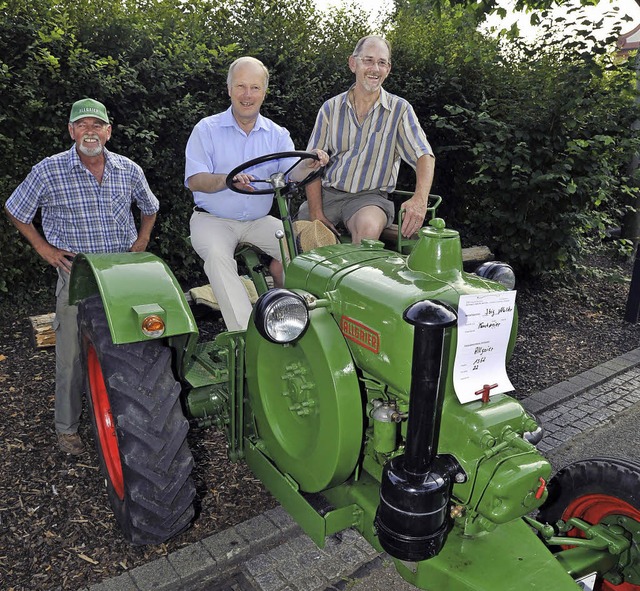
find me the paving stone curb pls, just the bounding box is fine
[522,347,640,455]
[84,506,303,591]
[85,347,640,591]
[524,346,640,416]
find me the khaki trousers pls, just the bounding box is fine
[53,269,83,434]
[190,211,284,331]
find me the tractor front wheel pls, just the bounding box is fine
[78,295,196,545]
[539,457,640,591]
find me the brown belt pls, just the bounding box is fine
[194,206,208,213]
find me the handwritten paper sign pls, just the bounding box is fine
[453,291,517,404]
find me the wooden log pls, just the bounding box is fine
[28,313,56,349]
[461,245,494,269]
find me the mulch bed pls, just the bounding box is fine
[2,246,640,590]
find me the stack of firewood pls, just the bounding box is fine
[28,313,55,348]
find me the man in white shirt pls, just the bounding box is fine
[185,56,327,331]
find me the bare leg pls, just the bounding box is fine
[269,258,284,287]
[346,206,388,244]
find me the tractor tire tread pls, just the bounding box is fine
[79,294,196,545]
[539,456,640,524]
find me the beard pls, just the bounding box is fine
[361,77,382,93]
[78,136,104,157]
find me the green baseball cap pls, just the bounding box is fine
[69,98,110,124]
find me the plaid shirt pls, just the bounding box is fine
[6,146,159,253]
[306,86,433,194]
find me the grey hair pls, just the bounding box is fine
[352,35,391,60]
[227,57,270,90]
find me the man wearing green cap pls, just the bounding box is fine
[4,98,159,455]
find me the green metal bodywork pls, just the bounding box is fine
[238,222,608,590]
[245,305,363,493]
[69,252,198,345]
[244,442,578,591]
[69,252,200,376]
[285,237,517,398]
[72,211,634,590]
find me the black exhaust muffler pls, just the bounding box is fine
[375,299,461,562]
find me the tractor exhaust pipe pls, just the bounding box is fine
[375,299,460,562]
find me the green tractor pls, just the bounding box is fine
[69,152,640,591]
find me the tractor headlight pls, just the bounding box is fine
[254,289,309,344]
[474,262,516,290]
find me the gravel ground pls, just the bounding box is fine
[1,246,640,590]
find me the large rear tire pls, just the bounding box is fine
[539,457,640,591]
[78,294,196,545]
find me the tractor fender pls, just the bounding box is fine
[69,252,197,345]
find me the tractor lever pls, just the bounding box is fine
[475,383,498,404]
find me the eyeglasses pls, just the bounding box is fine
[357,56,391,69]
[73,121,109,131]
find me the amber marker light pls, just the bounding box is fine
[141,315,166,338]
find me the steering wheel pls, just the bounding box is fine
[225,151,323,196]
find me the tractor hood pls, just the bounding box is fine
[285,220,516,398]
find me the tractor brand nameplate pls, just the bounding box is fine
[340,316,380,354]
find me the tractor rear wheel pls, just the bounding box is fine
[539,457,640,591]
[78,294,195,545]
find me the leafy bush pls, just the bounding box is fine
[386,4,640,275]
[431,29,639,273]
[1,0,638,309]
[0,0,361,303]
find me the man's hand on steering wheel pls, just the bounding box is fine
[225,151,328,196]
[294,149,329,178]
[312,149,329,167]
[231,172,257,192]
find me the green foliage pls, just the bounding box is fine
[396,0,625,28]
[420,4,640,275]
[0,0,639,299]
[0,0,367,295]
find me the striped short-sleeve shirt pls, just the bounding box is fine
[306,86,433,194]
[6,146,159,254]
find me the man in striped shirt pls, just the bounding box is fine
[298,35,435,244]
[5,98,159,455]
